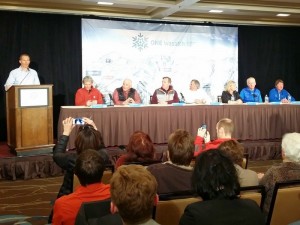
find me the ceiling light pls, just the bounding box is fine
[209,10,223,13]
[97,1,114,5]
[277,13,290,17]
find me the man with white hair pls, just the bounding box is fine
[112,79,141,105]
[260,132,300,215]
[239,77,262,102]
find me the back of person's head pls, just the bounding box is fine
[216,118,234,136]
[192,149,240,200]
[110,165,158,224]
[74,149,105,186]
[281,132,300,162]
[75,124,105,155]
[125,131,155,163]
[218,140,244,167]
[168,129,194,166]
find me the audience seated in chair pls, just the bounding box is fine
[52,149,110,225]
[49,117,110,223]
[219,140,259,187]
[260,132,300,216]
[110,165,159,225]
[147,129,194,194]
[194,118,234,156]
[180,149,265,225]
[115,131,157,169]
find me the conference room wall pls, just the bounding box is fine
[1,10,300,142]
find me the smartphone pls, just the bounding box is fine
[201,124,207,129]
[73,118,84,125]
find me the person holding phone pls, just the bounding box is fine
[194,118,234,157]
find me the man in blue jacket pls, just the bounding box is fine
[269,79,295,102]
[240,77,262,102]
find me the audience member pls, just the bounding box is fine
[147,129,194,194]
[151,76,179,104]
[269,79,295,103]
[260,132,300,215]
[110,165,159,225]
[115,131,156,169]
[75,75,104,106]
[194,118,234,157]
[239,77,262,102]
[219,140,259,187]
[50,117,110,223]
[221,80,243,104]
[183,79,211,104]
[4,53,40,91]
[52,149,110,225]
[180,149,265,225]
[112,79,141,105]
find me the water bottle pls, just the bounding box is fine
[288,94,291,102]
[231,95,235,101]
[264,95,269,103]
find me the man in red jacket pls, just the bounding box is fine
[194,118,234,157]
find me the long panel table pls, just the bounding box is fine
[58,104,300,149]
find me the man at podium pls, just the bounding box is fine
[4,53,40,91]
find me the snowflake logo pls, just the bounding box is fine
[132,33,148,51]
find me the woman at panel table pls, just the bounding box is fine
[269,79,295,103]
[221,80,243,104]
[75,75,104,106]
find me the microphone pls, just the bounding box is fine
[180,92,185,102]
[107,93,114,107]
[109,93,113,101]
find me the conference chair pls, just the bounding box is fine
[266,179,300,225]
[239,185,266,210]
[153,190,201,225]
[74,199,122,225]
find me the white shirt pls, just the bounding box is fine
[184,89,212,104]
[4,67,40,87]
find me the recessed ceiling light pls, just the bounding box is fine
[97,1,114,5]
[209,10,223,13]
[277,13,290,17]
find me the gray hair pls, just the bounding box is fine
[82,75,94,84]
[282,132,300,162]
[191,79,200,89]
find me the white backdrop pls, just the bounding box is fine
[82,19,238,103]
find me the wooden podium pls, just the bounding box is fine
[6,85,54,155]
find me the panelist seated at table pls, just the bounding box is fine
[151,76,179,104]
[239,77,262,103]
[112,79,141,105]
[4,53,40,91]
[184,79,211,104]
[75,75,104,106]
[221,80,243,104]
[269,79,295,103]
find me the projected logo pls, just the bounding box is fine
[132,33,148,51]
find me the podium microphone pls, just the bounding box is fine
[108,93,114,107]
[180,92,185,102]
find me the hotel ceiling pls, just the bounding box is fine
[1,0,300,26]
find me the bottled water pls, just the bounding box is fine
[264,95,269,103]
[288,94,291,102]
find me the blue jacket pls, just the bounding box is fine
[269,88,295,102]
[240,88,262,103]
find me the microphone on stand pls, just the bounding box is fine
[180,92,185,103]
[108,93,114,107]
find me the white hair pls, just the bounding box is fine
[282,132,300,162]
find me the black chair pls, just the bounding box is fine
[75,199,122,225]
[266,179,300,225]
[239,185,266,210]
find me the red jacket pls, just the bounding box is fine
[194,136,233,157]
[75,87,103,106]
